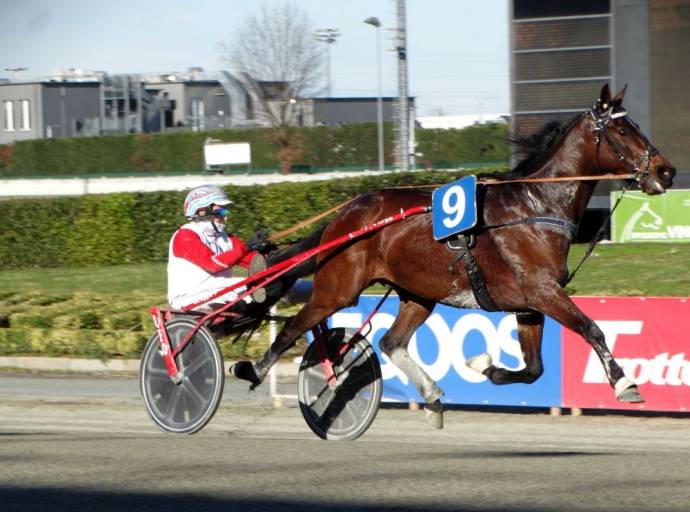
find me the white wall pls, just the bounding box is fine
[0,169,393,198]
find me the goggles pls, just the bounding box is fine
[213,207,229,218]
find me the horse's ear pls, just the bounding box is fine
[612,84,628,106]
[595,84,612,112]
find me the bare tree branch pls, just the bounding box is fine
[220,2,324,128]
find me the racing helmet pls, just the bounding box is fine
[183,185,234,219]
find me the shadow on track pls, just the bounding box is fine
[0,487,556,512]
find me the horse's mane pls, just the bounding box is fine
[479,114,583,181]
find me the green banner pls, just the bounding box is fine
[611,189,690,243]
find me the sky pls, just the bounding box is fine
[1,0,510,117]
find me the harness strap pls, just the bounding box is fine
[480,216,578,240]
[447,234,498,312]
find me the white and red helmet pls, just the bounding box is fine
[183,185,233,219]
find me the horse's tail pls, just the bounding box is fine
[263,225,327,302]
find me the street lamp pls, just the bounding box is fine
[364,17,384,173]
[4,67,27,80]
[313,28,341,97]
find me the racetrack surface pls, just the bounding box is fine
[0,374,688,512]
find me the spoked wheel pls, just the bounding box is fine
[298,328,382,441]
[140,318,224,434]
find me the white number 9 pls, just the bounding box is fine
[441,185,466,228]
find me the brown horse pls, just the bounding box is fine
[232,84,676,426]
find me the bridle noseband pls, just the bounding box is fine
[589,105,658,185]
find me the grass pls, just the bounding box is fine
[1,243,688,297]
[564,242,690,296]
[0,243,687,360]
[0,262,167,296]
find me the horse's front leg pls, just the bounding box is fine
[525,284,643,403]
[466,311,545,384]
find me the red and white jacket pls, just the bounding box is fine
[167,221,257,310]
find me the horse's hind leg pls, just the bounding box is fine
[231,293,357,387]
[231,259,368,387]
[378,295,445,429]
[466,311,545,384]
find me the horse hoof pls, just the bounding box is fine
[615,377,645,403]
[618,387,644,403]
[466,353,493,374]
[424,400,444,430]
[230,361,261,388]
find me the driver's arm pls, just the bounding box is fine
[172,229,257,273]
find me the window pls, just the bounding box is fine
[20,100,30,130]
[514,0,610,19]
[3,101,14,131]
[190,98,205,131]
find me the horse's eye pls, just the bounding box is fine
[619,128,627,135]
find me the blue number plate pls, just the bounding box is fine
[432,175,477,240]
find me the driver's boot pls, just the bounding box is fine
[248,254,267,303]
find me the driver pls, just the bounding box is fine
[167,184,273,312]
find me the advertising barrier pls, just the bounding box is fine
[611,189,690,243]
[327,295,689,412]
[562,297,690,412]
[330,296,562,407]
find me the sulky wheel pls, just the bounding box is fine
[298,328,382,441]
[140,318,224,434]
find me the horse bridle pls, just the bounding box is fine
[589,105,659,185]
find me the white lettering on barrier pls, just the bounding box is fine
[616,353,690,386]
[332,310,524,384]
[581,320,690,386]
[582,321,643,383]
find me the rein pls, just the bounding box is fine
[563,179,633,286]
[269,172,634,242]
[270,107,655,251]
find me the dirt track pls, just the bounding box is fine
[0,374,688,512]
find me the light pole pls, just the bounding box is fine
[364,17,385,173]
[4,67,27,80]
[313,28,341,97]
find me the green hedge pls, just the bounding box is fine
[0,123,509,177]
[0,290,300,359]
[0,168,509,270]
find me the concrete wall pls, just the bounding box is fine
[0,169,391,198]
[649,0,690,169]
[614,0,651,135]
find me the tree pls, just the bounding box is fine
[221,2,324,173]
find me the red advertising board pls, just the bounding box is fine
[562,297,690,411]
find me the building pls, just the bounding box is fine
[0,67,413,144]
[0,80,101,144]
[510,0,690,172]
[0,69,258,143]
[102,69,255,134]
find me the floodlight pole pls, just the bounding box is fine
[314,28,341,97]
[395,0,410,171]
[364,17,385,172]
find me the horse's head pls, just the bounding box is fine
[587,84,675,195]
